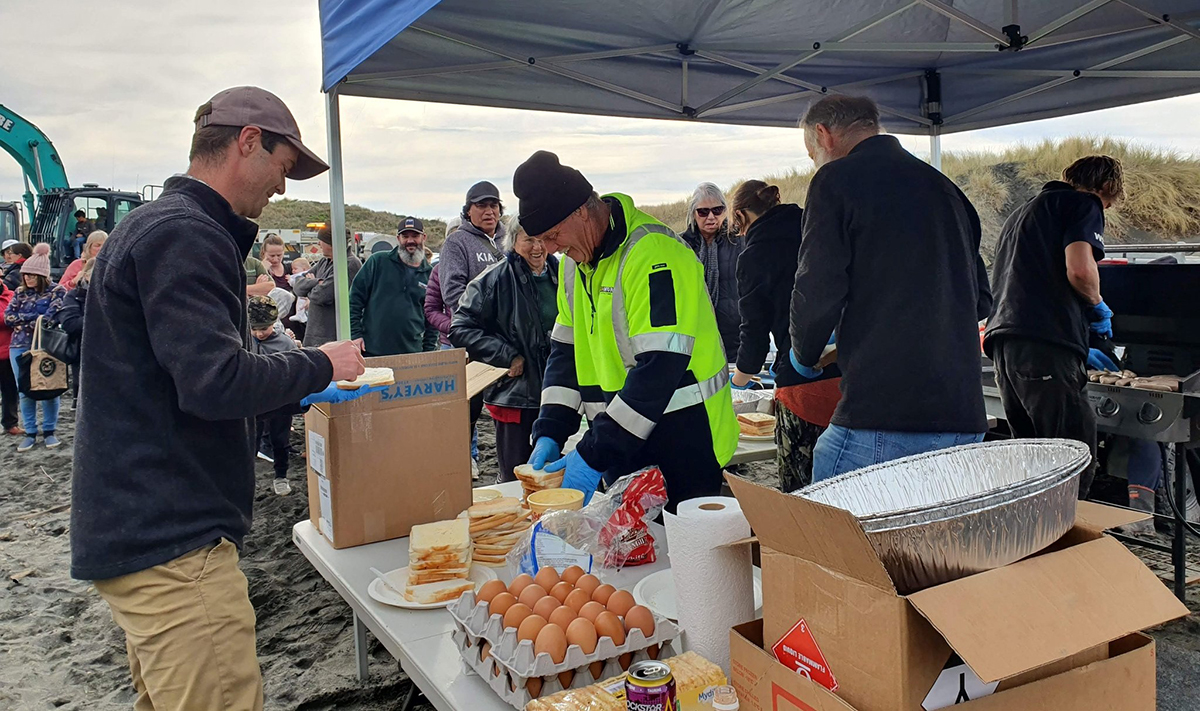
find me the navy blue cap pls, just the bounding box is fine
[398,217,424,234]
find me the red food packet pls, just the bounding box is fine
[597,467,668,568]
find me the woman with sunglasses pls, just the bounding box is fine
[681,182,743,360]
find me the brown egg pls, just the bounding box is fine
[566,617,599,654]
[558,670,575,688]
[534,566,561,590]
[560,565,586,586]
[518,614,548,644]
[591,584,616,606]
[619,653,633,670]
[533,595,560,620]
[503,602,533,630]
[574,574,600,596]
[526,677,543,699]
[550,581,575,604]
[548,605,577,629]
[534,623,568,664]
[594,611,626,645]
[480,642,492,662]
[508,573,535,597]
[518,584,548,609]
[623,605,655,639]
[490,591,517,618]
[606,589,636,617]
[578,601,606,624]
[477,579,507,606]
[565,588,592,613]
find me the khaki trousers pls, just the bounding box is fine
[94,539,264,711]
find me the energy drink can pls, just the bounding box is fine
[626,660,677,711]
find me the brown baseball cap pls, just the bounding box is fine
[194,86,330,180]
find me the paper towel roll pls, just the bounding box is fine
[664,496,754,676]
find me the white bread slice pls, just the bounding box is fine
[410,550,471,570]
[467,497,522,519]
[410,519,471,557]
[514,465,564,488]
[337,366,397,390]
[404,579,474,604]
[407,567,471,585]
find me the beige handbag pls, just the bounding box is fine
[18,316,69,400]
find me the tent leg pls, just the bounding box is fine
[325,88,351,342]
[929,130,942,171]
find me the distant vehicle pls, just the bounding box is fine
[1,201,21,242]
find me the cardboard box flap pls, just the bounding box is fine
[726,474,894,592]
[1074,500,1151,533]
[730,621,858,711]
[466,359,508,399]
[907,535,1189,684]
[319,351,466,416]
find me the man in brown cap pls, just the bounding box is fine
[71,86,365,711]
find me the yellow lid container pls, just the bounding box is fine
[526,488,585,519]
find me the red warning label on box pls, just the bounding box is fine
[771,618,838,692]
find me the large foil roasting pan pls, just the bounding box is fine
[795,439,1090,593]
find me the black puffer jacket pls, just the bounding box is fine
[450,251,558,409]
[682,225,743,360]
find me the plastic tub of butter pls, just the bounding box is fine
[526,488,584,520]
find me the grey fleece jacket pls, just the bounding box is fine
[293,253,362,347]
[439,219,506,313]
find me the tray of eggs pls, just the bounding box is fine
[448,564,683,707]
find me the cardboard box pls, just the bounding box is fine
[725,475,1188,711]
[305,350,504,549]
[730,620,1158,711]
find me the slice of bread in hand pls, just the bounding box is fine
[410,519,471,557]
[336,366,396,390]
[404,579,475,604]
[467,496,522,519]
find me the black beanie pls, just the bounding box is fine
[513,151,593,236]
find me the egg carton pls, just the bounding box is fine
[449,590,683,709]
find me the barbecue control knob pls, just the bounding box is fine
[1137,402,1163,425]
[1096,398,1120,418]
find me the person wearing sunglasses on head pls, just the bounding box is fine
[680,183,743,361]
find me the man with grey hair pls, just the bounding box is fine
[788,94,993,482]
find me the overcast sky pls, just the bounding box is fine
[3,1,1200,222]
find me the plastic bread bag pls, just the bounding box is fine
[507,466,668,574]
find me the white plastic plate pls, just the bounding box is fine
[632,568,763,620]
[368,565,498,610]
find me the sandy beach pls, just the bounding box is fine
[2,407,1197,710]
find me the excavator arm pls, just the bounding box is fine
[0,104,70,217]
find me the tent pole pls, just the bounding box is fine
[929,129,942,171]
[325,88,351,342]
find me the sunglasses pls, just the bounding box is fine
[695,206,726,218]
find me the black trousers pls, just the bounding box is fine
[256,410,292,479]
[495,409,537,484]
[993,337,1097,498]
[0,356,17,430]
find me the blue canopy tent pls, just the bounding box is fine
[318,0,1200,337]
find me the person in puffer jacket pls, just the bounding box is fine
[3,243,67,451]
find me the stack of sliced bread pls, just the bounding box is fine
[405,518,474,604]
[467,496,533,567]
[513,464,564,502]
[737,412,776,437]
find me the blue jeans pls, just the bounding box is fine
[812,424,985,483]
[9,347,61,436]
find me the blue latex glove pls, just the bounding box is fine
[1087,348,1120,373]
[731,380,753,391]
[789,349,823,380]
[544,450,604,505]
[1088,301,1113,339]
[528,436,561,471]
[300,383,389,407]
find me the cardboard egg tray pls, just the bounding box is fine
[448,590,683,709]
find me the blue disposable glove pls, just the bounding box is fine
[529,436,562,471]
[1087,348,1120,373]
[1088,301,1113,339]
[731,380,753,391]
[544,450,604,505]
[789,349,823,380]
[300,383,389,407]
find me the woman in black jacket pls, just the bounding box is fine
[728,181,841,493]
[680,182,743,360]
[57,258,91,403]
[450,223,558,482]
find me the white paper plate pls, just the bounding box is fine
[740,433,776,442]
[632,568,762,620]
[368,565,498,610]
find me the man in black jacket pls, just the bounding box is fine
[71,87,365,711]
[789,95,992,482]
[984,156,1124,499]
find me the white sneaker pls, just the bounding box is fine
[471,458,480,480]
[273,479,291,496]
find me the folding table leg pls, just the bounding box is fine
[1172,443,1188,601]
[353,612,370,681]
[398,660,426,711]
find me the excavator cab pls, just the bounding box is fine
[29,186,144,271]
[0,202,20,243]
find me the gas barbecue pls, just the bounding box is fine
[982,259,1200,600]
